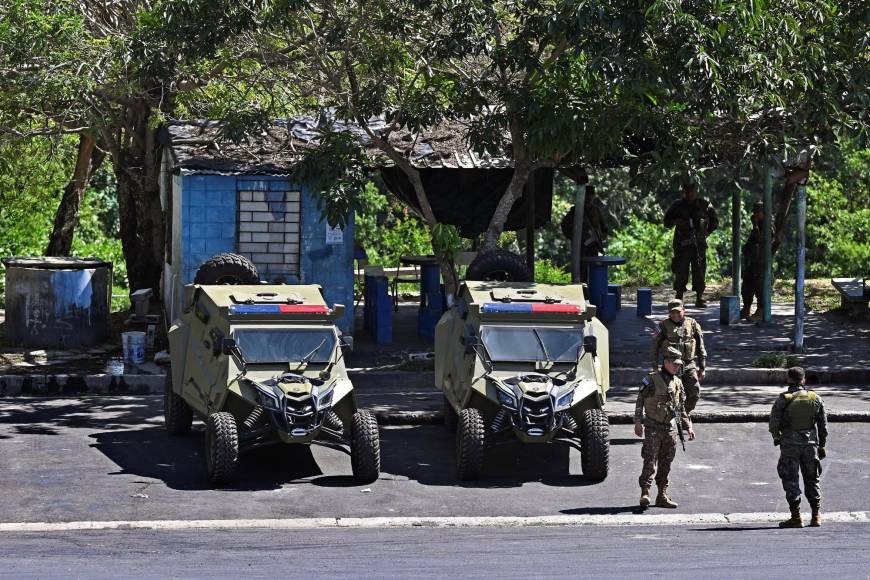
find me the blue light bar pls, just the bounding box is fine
[481,303,533,313]
[229,304,281,314]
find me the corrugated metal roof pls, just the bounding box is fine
[162,115,514,175]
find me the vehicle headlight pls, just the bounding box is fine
[496,387,517,410]
[556,388,575,410]
[254,385,281,411]
[314,381,337,410]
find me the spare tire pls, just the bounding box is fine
[466,249,532,282]
[194,253,260,285]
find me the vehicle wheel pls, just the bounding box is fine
[205,412,239,484]
[456,408,485,480]
[580,408,610,482]
[194,253,259,285]
[163,375,192,436]
[350,410,381,483]
[466,249,532,282]
[443,394,458,432]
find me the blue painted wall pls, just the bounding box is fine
[179,174,355,333]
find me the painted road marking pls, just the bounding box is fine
[0,511,867,532]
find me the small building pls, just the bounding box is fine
[159,121,355,332]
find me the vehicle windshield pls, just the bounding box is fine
[233,328,336,364]
[480,326,582,363]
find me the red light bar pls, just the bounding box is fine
[230,304,329,315]
[279,305,329,314]
[531,304,583,314]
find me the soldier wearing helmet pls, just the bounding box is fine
[634,346,696,509]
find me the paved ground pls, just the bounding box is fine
[2,524,869,579]
[357,380,870,416]
[1,396,868,523]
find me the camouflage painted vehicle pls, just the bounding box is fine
[435,281,610,481]
[165,284,380,484]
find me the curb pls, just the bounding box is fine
[1,511,867,532]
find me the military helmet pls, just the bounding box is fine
[665,345,684,366]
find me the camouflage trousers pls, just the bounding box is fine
[778,444,821,508]
[682,368,700,413]
[638,421,677,488]
[672,245,706,295]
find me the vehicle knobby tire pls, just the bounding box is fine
[350,410,381,483]
[580,408,610,482]
[456,408,485,480]
[194,252,259,285]
[466,249,532,282]
[164,375,193,435]
[205,411,239,484]
[443,394,458,432]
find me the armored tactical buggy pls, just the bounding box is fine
[435,281,610,480]
[165,283,380,484]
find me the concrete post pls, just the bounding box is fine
[762,167,773,323]
[794,183,807,352]
[571,184,586,283]
[732,189,741,297]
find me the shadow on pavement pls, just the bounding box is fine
[560,505,646,515]
[374,425,602,488]
[89,428,329,491]
[0,398,157,435]
[609,438,642,446]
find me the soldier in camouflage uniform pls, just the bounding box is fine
[650,299,707,413]
[770,366,828,528]
[634,346,696,509]
[663,183,719,307]
[741,201,774,319]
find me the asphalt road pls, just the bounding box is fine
[2,524,869,579]
[1,396,868,523]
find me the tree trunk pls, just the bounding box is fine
[104,101,165,295]
[772,165,811,255]
[45,134,105,256]
[482,163,533,251]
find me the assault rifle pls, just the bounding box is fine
[688,218,705,274]
[669,387,687,452]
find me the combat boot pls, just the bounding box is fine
[810,506,822,527]
[639,487,651,508]
[779,504,803,528]
[655,487,678,508]
[740,306,751,320]
[694,294,707,308]
[675,291,684,300]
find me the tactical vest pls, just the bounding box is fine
[783,390,818,431]
[662,319,697,367]
[643,372,678,424]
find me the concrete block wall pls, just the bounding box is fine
[178,174,355,333]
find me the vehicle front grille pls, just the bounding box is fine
[520,393,553,431]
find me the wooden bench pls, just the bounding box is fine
[831,278,869,318]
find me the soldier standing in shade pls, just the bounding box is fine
[770,366,828,528]
[664,183,719,307]
[635,346,695,508]
[560,185,610,281]
[650,299,707,414]
[741,201,773,319]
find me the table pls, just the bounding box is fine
[581,256,626,307]
[400,255,443,338]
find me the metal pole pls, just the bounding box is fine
[571,183,586,283]
[525,176,536,279]
[762,166,773,323]
[794,183,807,352]
[732,188,741,297]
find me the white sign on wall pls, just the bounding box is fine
[326,223,344,245]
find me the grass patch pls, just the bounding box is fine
[751,352,799,368]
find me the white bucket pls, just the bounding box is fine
[122,331,146,364]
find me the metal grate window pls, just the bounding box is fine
[237,190,301,279]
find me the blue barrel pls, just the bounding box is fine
[587,264,608,306]
[637,288,653,316]
[363,273,392,344]
[599,290,619,322]
[608,284,622,310]
[2,257,112,348]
